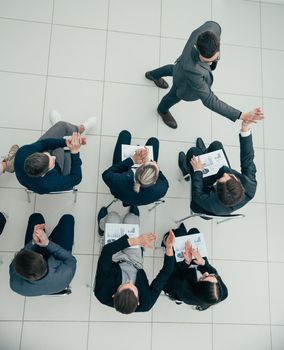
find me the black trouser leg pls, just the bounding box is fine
[150,64,174,80]
[112,130,132,165]
[145,137,159,162]
[158,84,181,114]
[48,214,75,252]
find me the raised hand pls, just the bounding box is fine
[129,233,157,249]
[182,240,193,264]
[190,155,204,172]
[33,225,49,247]
[191,247,205,266]
[66,132,85,154]
[240,107,264,124]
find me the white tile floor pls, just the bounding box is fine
[0,0,283,349]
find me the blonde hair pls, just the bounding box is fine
[133,162,159,193]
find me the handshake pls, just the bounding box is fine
[66,132,87,154]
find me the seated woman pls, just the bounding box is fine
[102,130,169,206]
[162,224,228,310]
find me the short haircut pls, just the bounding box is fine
[216,176,245,206]
[24,152,50,177]
[113,288,139,314]
[13,250,47,281]
[133,163,159,193]
[196,31,220,58]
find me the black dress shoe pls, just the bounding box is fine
[178,151,190,181]
[158,110,177,129]
[145,71,169,89]
[196,137,206,153]
[97,206,108,236]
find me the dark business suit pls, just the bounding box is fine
[14,138,82,194]
[151,21,241,121]
[102,158,169,206]
[94,235,175,312]
[191,133,257,215]
[163,224,228,306]
[164,258,228,306]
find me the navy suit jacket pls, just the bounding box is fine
[191,134,257,215]
[102,158,169,206]
[14,138,82,194]
[94,235,175,312]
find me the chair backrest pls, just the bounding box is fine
[198,212,245,224]
[25,188,78,203]
[47,286,72,296]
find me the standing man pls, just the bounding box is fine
[146,21,264,129]
[9,213,77,296]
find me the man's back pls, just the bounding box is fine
[9,242,77,297]
[14,139,82,194]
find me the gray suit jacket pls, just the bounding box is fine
[9,241,77,296]
[173,21,241,122]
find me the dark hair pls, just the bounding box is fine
[193,280,222,305]
[24,152,49,177]
[13,250,47,281]
[113,288,139,314]
[216,176,245,206]
[196,31,220,58]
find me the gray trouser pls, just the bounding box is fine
[39,121,78,175]
[100,211,143,269]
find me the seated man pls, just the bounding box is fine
[178,120,257,215]
[14,111,96,194]
[94,208,175,313]
[9,213,77,296]
[102,130,169,206]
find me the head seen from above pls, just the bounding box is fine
[196,30,220,63]
[24,152,55,177]
[13,250,47,281]
[133,161,160,193]
[216,173,245,206]
[193,272,224,306]
[113,281,139,314]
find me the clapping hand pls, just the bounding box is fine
[32,224,49,247]
[191,247,205,266]
[66,132,86,154]
[138,233,157,248]
[190,155,204,172]
[182,241,193,264]
[132,147,149,164]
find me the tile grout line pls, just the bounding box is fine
[85,0,112,349]
[2,14,284,52]
[2,67,284,101]
[39,2,54,136]
[259,3,273,349]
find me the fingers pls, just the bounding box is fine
[190,155,201,165]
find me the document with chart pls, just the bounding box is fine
[199,149,228,178]
[174,233,208,262]
[105,223,140,247]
